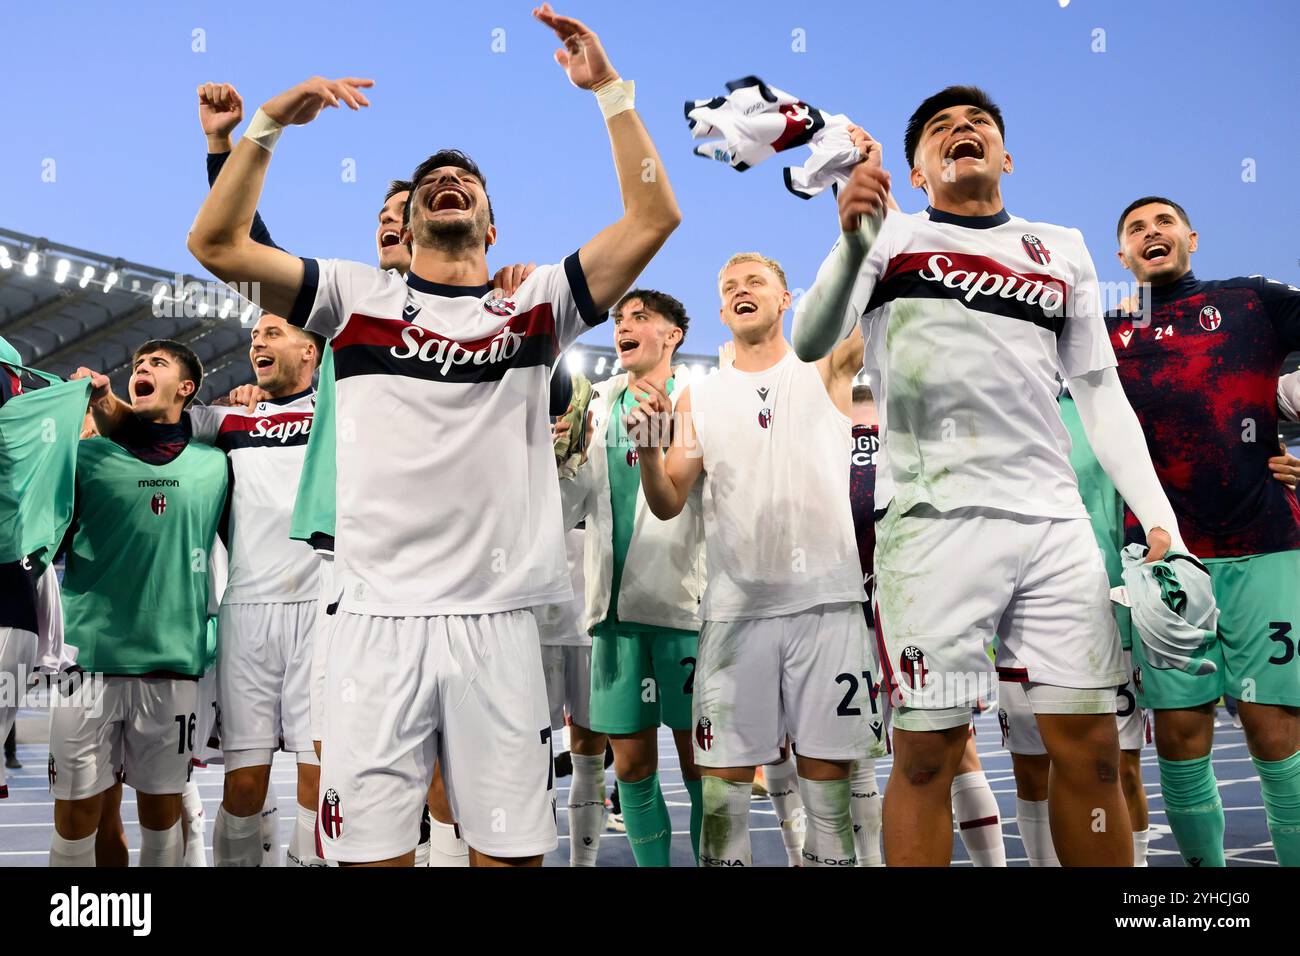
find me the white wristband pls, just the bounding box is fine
[594,78,634,120]
[245,108,285,154]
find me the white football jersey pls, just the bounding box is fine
[290,253,602,616]
[535,528,589,647]
[189,391,319,605]
[687,350,866,622]
[819,207,1116,521]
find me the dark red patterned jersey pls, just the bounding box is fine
[1105,272,1300,557]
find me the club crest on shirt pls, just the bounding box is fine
[1021,234,1051,266]
[757,407,773,429]
[483,291,517,317]
[626,447,639,467]
[1198,305,1223,332]
[150,493,167,516]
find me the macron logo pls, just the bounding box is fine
[49,886,151,937]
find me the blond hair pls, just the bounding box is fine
[717,252,787,290]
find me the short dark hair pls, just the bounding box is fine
[851,384,874,405]
[904,85,1006,169]
[406,150,494,232]
[131,338,203,407]
[612,289,690,356]
[1116,195,1191,240]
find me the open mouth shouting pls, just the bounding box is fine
[379,229,402,248]
[1141,240,1172,266]
[427,184,472,214]
[617,334,641,361]
[132,377,156,399]
[944,136,985,163]
[732,297,759,317]
[253,353,276,374]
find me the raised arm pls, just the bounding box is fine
[199,82,280,251]
[187,76,372,317]
[533,5,681,313]
[628,379,703,520]
[816,321,865,416]
[791,130,891,362]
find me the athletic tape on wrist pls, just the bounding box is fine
[594,78,635,120]
[245,108,285,154]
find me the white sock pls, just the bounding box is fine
[568,752,606,867]
[214,806,264,867]
[798,775,856,867]
[850,759,884,867]
[700,776,752,867]
[952,771,1006,867]
[139,819,184,867]
[182,780,207,867]
[764,755,804,866]
[1016,797,1059,867]
[260,788,279,866]
[50,830,97,867]
[1133,827,1150,867]
[427,818,469,867]
[288,805,328,867]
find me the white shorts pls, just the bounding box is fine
[217,600,317,755]
[49,675,197,800]
[541,643,592,731]
[875,505,1125,732]
[0,626,37,797]
[318,609,556,862]
[310,554,339,744]
[997,650,1148,755]
[193,665,222,766]
[692,602,883,768]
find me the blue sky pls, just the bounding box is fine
[2,0,1296,355]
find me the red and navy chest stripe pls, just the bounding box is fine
[215,410,313,452]
[331,305,558,385]
[866,251,1071,337]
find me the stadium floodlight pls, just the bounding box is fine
[218,297,235,319]
[594,356,607,375]
[24,252,38,276]
[79,265,95,289]
[197,297,210,317]
[0,246,10,270]
[131,278,141,291]
[103,270,119,293]
[54,258,71,283]
[567,350,585,374]
[240,303,257,324]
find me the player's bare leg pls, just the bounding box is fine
[1237,701,1300,865]
[952,733,1005,866]
[670,727,702,861]
[52,791,106,867]
[699,765,756,867]
[1010,752,1057,866]
[1120,750,1149,865]
[215,763,272,866]
[95,782,129,868]
[424,759,468,866]
[136,790,185,867]
[1036,712,1132,866]
[884,726,968,865]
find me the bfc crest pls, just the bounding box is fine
[483,293,517,318]
[1021,234,1051,266]
[695,716,714,751]
[626,447,639,467]
[320,788,343,838]
[1198,305,1223,331]
[758,407,773,429]
[899,645,928,690]
[150,493,167,516]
